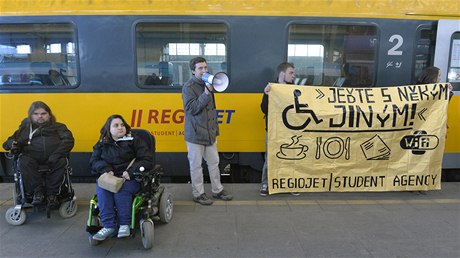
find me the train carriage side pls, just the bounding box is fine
[0,12,459,180]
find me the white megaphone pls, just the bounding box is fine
[202,72,229,92]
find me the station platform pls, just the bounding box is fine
[1,182,459,258]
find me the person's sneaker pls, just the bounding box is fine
[259,184,268,197]
[212,190,233,200]
[290,192,300,196]
[117,225,130,238]
[193,193,213,205]
[93,227,116,241]
[32,192,45,205]
[47,195,60,208]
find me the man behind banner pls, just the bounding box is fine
[260,62,300,196]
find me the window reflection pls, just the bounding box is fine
[0,23,77,87]
[136,23,227,87]
[288,24,377,87]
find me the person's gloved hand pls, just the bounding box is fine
[10,141,22,154]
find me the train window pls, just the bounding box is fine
[136,23,227,87]
[288,24,377,87]
[447,32,460,90]
[0,23,78,87]
[413,28,436,82]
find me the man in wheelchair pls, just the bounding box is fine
[3,101,74,208]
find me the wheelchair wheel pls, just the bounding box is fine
[140,219,154,249]
[159,191,173,223]
[89,216,102,246]
[5,207,27,226]
[59,197,78,218]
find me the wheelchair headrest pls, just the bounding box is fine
[131,129,156,153]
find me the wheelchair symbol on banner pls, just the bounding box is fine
[315,136,351,160]
[282,89,324,130]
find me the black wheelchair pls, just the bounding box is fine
[4,151,78,226]
[86,129,174,249]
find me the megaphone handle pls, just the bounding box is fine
[205,83,213,94]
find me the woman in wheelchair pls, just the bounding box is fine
[90,114,153,241]
[3,101,74,208]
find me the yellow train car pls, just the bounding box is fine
[1,0,459,180]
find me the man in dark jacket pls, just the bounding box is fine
[182,56,232,205]
[260,62,299,196]
[3,101,74,207]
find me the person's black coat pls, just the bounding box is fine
[3,118,74,162]
[90,133,154,178]
[261,93,269,131]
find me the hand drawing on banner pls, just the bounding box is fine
[418,108,427,121]
[282,89,323,130]
[315,137,351,160]
[360,135,391,160]
[276,135,308,160]
[400,130,439,155]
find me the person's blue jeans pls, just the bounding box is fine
[96,179,140,228]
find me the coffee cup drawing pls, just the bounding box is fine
[276,135,308,160]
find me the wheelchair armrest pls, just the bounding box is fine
[153,164,164,175]
[4,151,16,160]
[133,164,163,182]
[133,171,144,182]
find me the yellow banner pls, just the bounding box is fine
[267,83,450,193]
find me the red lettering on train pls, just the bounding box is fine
[148,110,159,123]
[161,109,171,123]
[130,109,143,127]
[172,109,184,123]
[131,109,235,125]
[145,109,184,124]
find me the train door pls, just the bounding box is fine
[434,19,460,169]
[434,20,460,89]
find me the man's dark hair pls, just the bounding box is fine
[189,57,207,72]
[28,101,56,123]
[99,114,132,142]
[276,62,295,75]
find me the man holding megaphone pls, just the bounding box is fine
[181,57,233,205]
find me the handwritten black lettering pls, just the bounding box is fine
[328,88,376,104]
[381,88,392,102]
[333,175,386,188]
[393,174,437,186]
